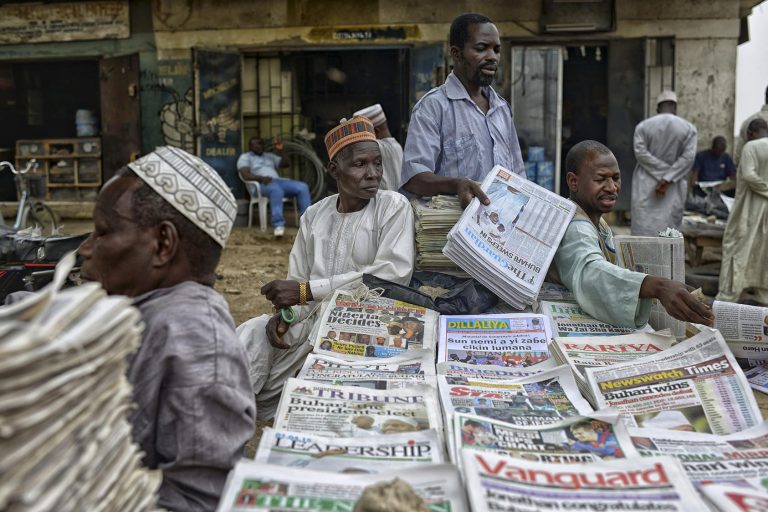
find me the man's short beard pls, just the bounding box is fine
[472,69,495,86]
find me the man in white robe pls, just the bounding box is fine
[718,118,768,304]
[238,116,415,420]
[631,90,697,236]
[354,104,403,191]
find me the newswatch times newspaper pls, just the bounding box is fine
[461,449,707,512]
[586,329,762,434]
[296,350,434,389]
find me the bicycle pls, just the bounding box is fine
[0,159,59,236]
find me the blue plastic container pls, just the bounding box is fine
[528,146,545,162]
[536,161,554,191]
[525,161,538,182]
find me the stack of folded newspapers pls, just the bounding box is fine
[443,165,576,309]
[411,195,463,272]
[0,255,160,511]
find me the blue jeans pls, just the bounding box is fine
[256,178,310,227]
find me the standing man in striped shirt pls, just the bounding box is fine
[401,13,526,208]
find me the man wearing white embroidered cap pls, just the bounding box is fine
[631,90,697,236]
[354,103,403,191]
[78,146,255,511]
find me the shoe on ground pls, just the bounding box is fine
[274,226,285,237]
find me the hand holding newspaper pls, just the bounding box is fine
[461,449,707,512]
[443,165,576,309]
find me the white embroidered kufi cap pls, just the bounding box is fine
[353,104,387,127]
[127,146,236,247]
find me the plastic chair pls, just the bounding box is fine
[239,172,299,231]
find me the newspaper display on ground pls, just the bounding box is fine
[551,332,676,403]
[535,281,575,303]
[452,411,638,470]
[437,366,594,428]
[437,313,551,368]
[714,300,768,343]
[700,483,768,512]
[443,165,577,309]
[0,253,160,511]
[437,357,557,380]
[539,300,653,337]
[411,195,463,272]
[586,329,763,435]
[216,461,468,512]
[255,428,444,472]
[273,378,444,441]
[746,365,768,394]
[726,340,768,369]
[461,449,707,512]
[628,422,768,489]
[311,290,439,359]
[296,350,435,390]
[613,234,686,337]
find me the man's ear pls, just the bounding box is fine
[327,160,339,181]
[449,45,461,63]
[566,171,579,194]
[153,220,180,267]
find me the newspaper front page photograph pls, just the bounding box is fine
[216,461,468,512]
[453,411,638,469]
[628,423,768,489]
[273,379,443,441]
[586,330,763,434]
[437,313,551,368]
[255,428,444,472]
[461,449,707,512]
[311,290,439,359]
[296,350,435,390]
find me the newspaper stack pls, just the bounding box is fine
[0,256,160,511]
[443,165,576,309]
[550,332,675,404]
[713,300,768,368]
[411,195,463,272]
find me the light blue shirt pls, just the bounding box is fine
[237,151,282,180]
[402,72,525,186]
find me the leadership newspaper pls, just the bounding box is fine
[311,290,438,359]
[539,300,652,337]
[461,450,707,512]
[453,412,637,469]
[216,462,468,512]
[628,423,768,489]
[255,428,444,472]
[437,313,551,367]
[714,301,768,343]
[437,358,557,380]
[296,350,435,390]
[586,330,762,435]
[273,379,443,441]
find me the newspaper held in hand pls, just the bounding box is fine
[714,300,768,343]
[443,165,576,309]
[628,422,768,489]
[312,290,438,359]
[550,332,675,404]
[585,329,763,435]
[296,350,435,389]
[461,449,707,512]
[273,379,444,443]
[255,428,444,472]
[437,357,557,380]
[539,300,654,337]
[613,233,686,337]
[700,483,768,512]
[453,411,638,472]
[437,313,551,368]
[215,462,467,512]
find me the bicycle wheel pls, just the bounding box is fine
[266,139,327,203]
[27,201,59,236]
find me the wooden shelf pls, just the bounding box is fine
[16,138,102,201]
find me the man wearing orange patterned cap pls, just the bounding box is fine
[237,116,415,420]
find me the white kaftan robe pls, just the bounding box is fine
[631,113,697,236]
[717,138,768,303]
[377,137,404,191]
[238,190,415,420]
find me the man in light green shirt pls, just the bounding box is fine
[549,140,713,328]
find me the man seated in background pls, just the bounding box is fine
[692,136,736,184]
[78,147,255,511]
[238,116,415,420]
[547,140,713,328]
[354,103,403,191]
[237,134,311,237]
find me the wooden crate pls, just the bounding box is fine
[16,138,102,201]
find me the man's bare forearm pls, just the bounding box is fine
[402,172,462,196]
